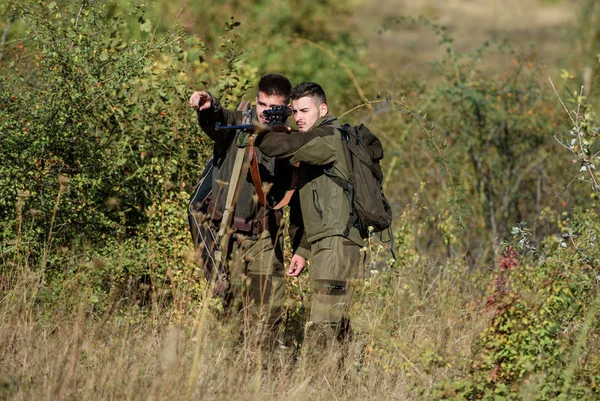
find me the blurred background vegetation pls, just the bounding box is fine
[1,0,600,399]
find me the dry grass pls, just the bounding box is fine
[0,243,490,401]
[4,2,588,399]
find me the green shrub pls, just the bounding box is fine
[0,0,255,306]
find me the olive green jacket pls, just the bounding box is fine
[256,114,363,247]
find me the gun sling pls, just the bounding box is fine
[247,135,298,210]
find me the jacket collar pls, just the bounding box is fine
[312,113,338,129]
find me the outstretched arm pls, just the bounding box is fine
[256,125,338,166]
[189,91,243,145]
[189,91,212,111]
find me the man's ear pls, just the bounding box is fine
[319,103,328,117]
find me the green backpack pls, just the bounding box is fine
[325,123,393,239]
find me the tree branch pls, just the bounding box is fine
[0,10,16,62]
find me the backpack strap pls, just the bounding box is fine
[388,228,397,261]
[323,125,360,237]
[323,169,358,237]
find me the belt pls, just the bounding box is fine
[207,200,283,236]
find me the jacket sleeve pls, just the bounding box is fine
[256,126,338,166]
[196,94,242,146]
[288,190,311,259]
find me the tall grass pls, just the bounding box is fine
[0,193,491,401]
[2,1,599,399]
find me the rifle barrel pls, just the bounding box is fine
[214,122,295,133]
[215,123,255,131]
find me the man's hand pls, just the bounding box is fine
[189,91,212,111]
[235,132,254,148]
[287,254,306,277]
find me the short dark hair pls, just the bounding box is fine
[291,82,327,105]
[257,73,292,102]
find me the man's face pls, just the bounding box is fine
[292,96,327,132]
[256,92,287,124]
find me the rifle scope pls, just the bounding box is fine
[262,106,291,125]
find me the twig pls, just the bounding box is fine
[338,99,386,119]
[553,134,573,152]
[74,0,86,30]
[549,77,599,191]
[0,10,16,62]
[395,99,456,188]
[323,377,340,401]
[548,77,576,127]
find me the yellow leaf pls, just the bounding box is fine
[561,69,574,80]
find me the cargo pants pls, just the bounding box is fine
[228,229,287,349]
[305,235,365,349]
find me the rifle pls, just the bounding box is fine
[214,105,292,132]
[210,104,299,296]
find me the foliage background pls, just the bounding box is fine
[1,0,600,399]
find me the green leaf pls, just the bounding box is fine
[140,19,152,33]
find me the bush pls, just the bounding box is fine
[0,0,256,306]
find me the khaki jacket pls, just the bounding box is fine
[257,114,363,248]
